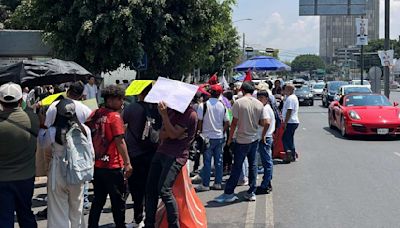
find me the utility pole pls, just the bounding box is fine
[384,0,390,98]
[242,32,246,59]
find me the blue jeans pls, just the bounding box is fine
[283,123,299,156]
[200,138,224,186]
[224,140,258,195]
[0,177,37,228]
[258,137,273,188]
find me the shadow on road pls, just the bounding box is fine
[323,127,399,141]
[204,190,251,208]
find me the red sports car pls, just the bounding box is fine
[328,93,400,137]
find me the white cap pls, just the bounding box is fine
[0,82,23,103]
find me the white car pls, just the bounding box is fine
[351,80,371,89]
[311,82,325,98]
[334,85,372,101]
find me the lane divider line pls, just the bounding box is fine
[245,197,257,228]
[394,152,400,157]
[266,193,274,228]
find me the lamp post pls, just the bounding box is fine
[383,0,390,98]
[232,18,253,57]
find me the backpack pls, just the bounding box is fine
[129,102,162,152]
[270,102,282,132]
[64,123,94,185]
[53,99,94,185]
[85,110,111,162]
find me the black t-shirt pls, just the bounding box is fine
[123,101,160,157]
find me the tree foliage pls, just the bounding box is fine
[363,39,400,70]
[291,54,326,73]
[5,0,240,79]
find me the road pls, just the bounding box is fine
[26,92,400,228]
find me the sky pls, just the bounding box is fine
[232,0,400,61]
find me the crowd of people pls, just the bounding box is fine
[0,75,300,228]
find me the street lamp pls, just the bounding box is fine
[233,18,253,23]
[232,18,253,57]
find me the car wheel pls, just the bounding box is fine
[340,116,348,138]
[310,100,314,106]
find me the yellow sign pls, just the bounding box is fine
[40,92,65,106]
[125,80,153,96]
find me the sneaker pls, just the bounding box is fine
[195,185,210,192]
[244,192,256,201]
[214,193,238,203]
[255,186,272,195]
[283,150,293,164]
[237,178,249,186]
[191,174,202,184]
[126,221,144,228]
[212,183,223,190]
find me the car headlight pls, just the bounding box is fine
[308,93,313,98]
[349,110,361,120]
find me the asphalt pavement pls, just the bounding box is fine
[24,92,400,228]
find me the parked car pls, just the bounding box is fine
[322,81,348,107]
[351,80,371,89]
[328,93,400,138]
[295,86,314,106]
[311,82,325,99]
[334,85,372,101]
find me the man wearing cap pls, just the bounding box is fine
[0,82,39,227]
[194,84,229,191]
[214,81,268,203]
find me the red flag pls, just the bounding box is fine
[244,69,252,82]
[208,73,218,85]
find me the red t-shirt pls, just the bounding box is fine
[94,108,125,169]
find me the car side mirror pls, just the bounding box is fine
[394,102,399,107]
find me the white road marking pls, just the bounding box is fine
[266,193,275,228]
[394,152,400,157]
[302,128,307,131]
[245,198,256,228]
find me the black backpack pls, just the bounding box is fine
[129,102,162,152]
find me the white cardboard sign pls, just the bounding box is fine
[144,77,199,113]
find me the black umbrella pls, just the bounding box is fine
[0,59,94,87]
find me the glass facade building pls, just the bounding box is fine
[320,0,379,64]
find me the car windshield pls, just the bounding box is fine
[344,87,371,95]
[353,80,370,85]
[328,82,348,91]
[313,84,324,89]
[345,94,392,107]
[296,87,310,93]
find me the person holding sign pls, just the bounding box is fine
[144,101,198,228]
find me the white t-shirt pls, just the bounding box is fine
[282,94,299,124]
[83,84,98,100]
[258,104,276,139]
[197,98,228,139]
[45,99,93,128]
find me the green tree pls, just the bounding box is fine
[198,0,240,76]
[291,54,325,73]
[7,0,240,79]
[0,0,21,26]
[363,39,400,69]
[22,0,144,74]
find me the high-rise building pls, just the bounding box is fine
[319,0,379,64]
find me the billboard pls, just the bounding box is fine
[356,18,368,45]
[299,0,367,16]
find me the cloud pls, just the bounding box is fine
[379,0,400,39]
[252,12,319,60]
